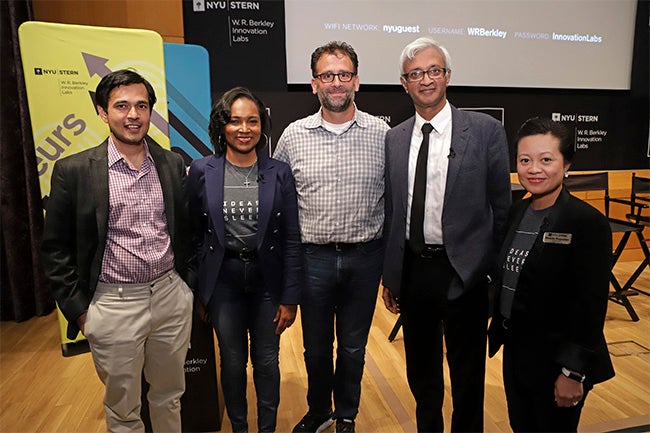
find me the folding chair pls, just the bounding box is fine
[609,172,650,297]
[564,172,643,321]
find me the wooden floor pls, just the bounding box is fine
[1,262,648,433]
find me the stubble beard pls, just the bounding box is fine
[319,90,354,113]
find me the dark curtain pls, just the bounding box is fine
[0,0,55,321]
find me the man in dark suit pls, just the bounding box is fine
[41,69,194,433]
[381,37,511,432]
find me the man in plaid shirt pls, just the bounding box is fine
[41,69,195,433]
[274,41,389,433]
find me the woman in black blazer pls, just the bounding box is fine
[488,117,614,432]
[187,87,302,433]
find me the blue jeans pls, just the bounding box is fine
[300,240,383,420]
[207,257,280,433]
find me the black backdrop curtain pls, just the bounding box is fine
[0,0,55,321]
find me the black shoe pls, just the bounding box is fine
[292,411,334,433]
[335,419,355,433]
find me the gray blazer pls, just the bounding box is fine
[383,105,511,298]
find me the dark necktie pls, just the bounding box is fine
[409,123,434,254]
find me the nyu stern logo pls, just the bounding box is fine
[34,67,57,75]
[194,0,232,11]
[552,112,599,123]
[552,112,575,122]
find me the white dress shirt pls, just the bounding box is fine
[406,101,452,245]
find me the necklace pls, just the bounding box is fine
[228,160,257,187]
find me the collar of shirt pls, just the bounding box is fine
[414,100,451,136]
[304,103,368,130]
[107,136,153,168]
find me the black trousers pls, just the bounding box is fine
[502,330,590,432]
[400,249,488,433]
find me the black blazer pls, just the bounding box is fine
[41,138,195,340]
[187,151,302,307]
[488,188,615,385]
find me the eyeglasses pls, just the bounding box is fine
[314,71,356,83]
[401,67,448,82]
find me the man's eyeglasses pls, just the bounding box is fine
[401,67,448,82]
[314,71,356,83]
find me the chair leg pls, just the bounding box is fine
[608,291,640,322]
[627,259,649,297]
[609,231,641,322]
[388,315,402,342]
[628,231,650,297]
[610,268,641,322]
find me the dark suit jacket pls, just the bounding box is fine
[187,151,302,307]
[41,138,196,340]
[488,188,615,385]
[383,105,512,298]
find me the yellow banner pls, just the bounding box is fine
[19,21,169,349]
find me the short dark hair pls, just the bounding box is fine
[310,41,359,76]
[516,117,575,163]
[95,69,156,112]
[208,87,271,155]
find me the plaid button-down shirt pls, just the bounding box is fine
[274,106,389,244]
[99,138,174,283]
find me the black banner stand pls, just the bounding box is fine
[142,307,222,432]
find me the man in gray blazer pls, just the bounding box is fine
[41,70,194,433]
[382,37,511,432]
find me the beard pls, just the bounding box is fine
[318,88,355,113]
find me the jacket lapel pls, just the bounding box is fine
[395,117,415,215]
[257,152,273,249]
[527,188,568,261]
[89,141,109,244]
[205,155,226,248]
[148,141,176,242]
[445,105,468,205]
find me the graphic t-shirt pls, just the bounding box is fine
[499,204,550,318]
[223,160,259,252]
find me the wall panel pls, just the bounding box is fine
[32,0,182,42]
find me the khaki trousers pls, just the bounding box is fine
[85,269,193,433]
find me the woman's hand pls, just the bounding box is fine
[554,373,584,408]
[274,304,297,335]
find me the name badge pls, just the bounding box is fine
[543,232,572,245]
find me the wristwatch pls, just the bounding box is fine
[561,367,586,383]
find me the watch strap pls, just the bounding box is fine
[561,367,586,383]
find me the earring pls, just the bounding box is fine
[259,133,270,149]
[564,172,569,178]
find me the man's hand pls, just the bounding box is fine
[274,304,297,335]
[382,286,400,314]
[194,298,210,323]
[76,311,88,335]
